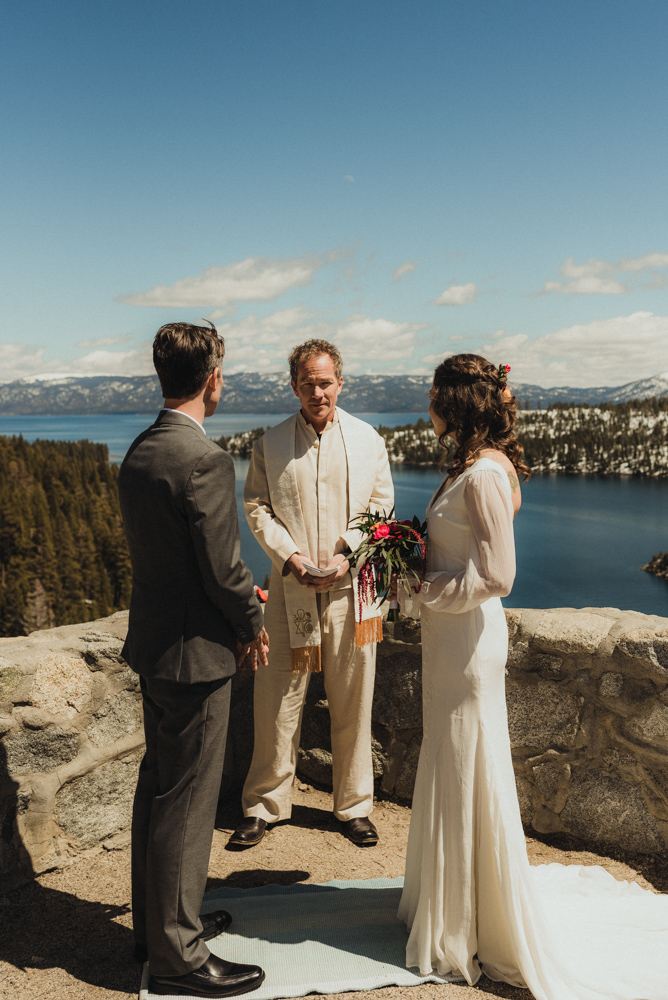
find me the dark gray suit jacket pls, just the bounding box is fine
[118,409,263,683]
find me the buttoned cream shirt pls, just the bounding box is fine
[244,407,394,595]
[244,410,353,590]
[293,410,351,589]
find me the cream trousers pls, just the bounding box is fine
[242,586,376,822]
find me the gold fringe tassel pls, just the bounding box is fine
[355,615,384,648]
[291,645,322,674]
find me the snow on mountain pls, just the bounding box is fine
[0,371,665,416]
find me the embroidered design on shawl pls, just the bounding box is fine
[293,609,314,636]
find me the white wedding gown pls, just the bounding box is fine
[398,457,668,1000]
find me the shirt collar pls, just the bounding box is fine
[160,408,207,435]
[297,408,339,437]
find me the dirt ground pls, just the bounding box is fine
[1,781,666,1000]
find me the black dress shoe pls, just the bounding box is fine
[227,817,267,847]
[134,909,233,962]
[343,816,379,846]
[149,953,265,998]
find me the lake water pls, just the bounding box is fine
[0,411,427,462]
[1,412,666,617]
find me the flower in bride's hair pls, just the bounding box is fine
[373,524,391,540]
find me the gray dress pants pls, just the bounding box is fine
[132,674,231,976]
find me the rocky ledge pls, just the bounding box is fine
[642,551,668,580]
[293,606,668,857]
[0,613,141,880]
[1,606,668,884]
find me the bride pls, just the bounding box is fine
[397,353,668,1000]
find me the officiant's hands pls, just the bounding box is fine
[315,553,350,590]
[286,552,350,591]
[237,626,270,670]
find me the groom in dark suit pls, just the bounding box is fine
[118,322,268,998]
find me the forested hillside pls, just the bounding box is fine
[375,399,668,476]
[218,399,668,477]
[0,438,131,636]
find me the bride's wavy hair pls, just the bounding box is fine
[431,353,531,480]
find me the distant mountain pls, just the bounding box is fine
[0,370,666,415]
[513,371,668,406]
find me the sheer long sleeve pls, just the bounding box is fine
[415,468,516,614]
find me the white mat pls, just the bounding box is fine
[139,877,463,999]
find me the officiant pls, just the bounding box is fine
[229,339,393,848]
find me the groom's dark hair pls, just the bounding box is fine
[153,322,225,399]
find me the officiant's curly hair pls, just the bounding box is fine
[431,353,531,481]
[288,339,343,382]
[153,322,225,399]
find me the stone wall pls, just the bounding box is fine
[0,612,142,880]
[2,605,668,883]
[291,607,668,857]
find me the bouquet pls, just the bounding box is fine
[348,510,427,621]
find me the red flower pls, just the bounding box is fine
[373,524,391,540]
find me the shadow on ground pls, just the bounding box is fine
[216,793,346,837]
[0,879,137,994]
[530,829,668,894]
[206,868,310,891]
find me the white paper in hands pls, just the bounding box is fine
[301,562,339,578]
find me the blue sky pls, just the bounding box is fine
[2,0,667,387]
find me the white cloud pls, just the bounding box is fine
[448,334,467,342]
[537,252,668,295]
[0,344,55,382]
[215,308,317,374]
[477,311,668,388]
[345,175,355,182]
[393,260,418,283]
[216,307,427,375]
[76,334,132,349]
[0,341,153,383]
[416,352,452,370]
[117,253,330,310]
[433,282,477,306]
[1,300,430,383]
[331,316,427,370]
[73,345,154,376]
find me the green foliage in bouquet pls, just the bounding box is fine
[348,509,427,609]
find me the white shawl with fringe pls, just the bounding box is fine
[244,407,394,672]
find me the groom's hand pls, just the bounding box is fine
[237,627,270,670]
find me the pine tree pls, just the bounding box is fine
[0,437,132,636]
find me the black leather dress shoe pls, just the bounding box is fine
[134,909,232,963]
[149,953,265,998]
[343,816,379,846]
[227,817,267,847]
